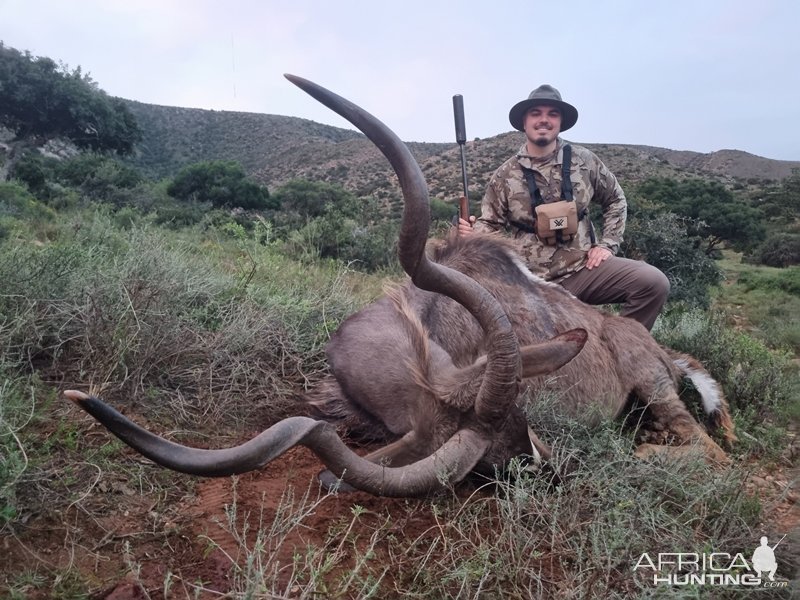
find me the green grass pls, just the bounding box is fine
[710,252,800,429]
[715,253,800,354]
[1,204,797,598]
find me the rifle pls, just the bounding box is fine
[771,534,787,551]
[452,94,470,221]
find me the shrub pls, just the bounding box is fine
[0,211,366,431]
[56,153,143,204]
[151,199,211,229]
[750,232,800,267]
[622,212,722,308]
[430,198,457,223]
[9,151,56,195]
[0,181,56,222]
[273,180,399,271]
[167,160,270,210]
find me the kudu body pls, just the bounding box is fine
[312,233,735,465]
[66,75,733,498]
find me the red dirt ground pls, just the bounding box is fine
[2,433,798,599]
[2,444,449,598]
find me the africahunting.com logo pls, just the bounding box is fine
[633,535,790,589]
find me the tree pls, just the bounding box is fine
[0,43,141,154]
[430,198,458,223]
[752,169,800,222]
[637,177,766,255]
[167,160,270,210]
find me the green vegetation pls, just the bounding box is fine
[751,169,800,223]
[1,42,797,599]
[271,179,399,270]
[622,210,722,308]
[167,159,270,210]
[1,175,796,596]
[751,232,800,268]
[637,177,766,255]
[12,151,143,207]
[0,43,141,154]
[715,254,800,356]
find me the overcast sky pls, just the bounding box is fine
[2,0,798,161]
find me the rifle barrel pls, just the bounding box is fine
[452,94,469,203]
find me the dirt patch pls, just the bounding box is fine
[2,435,798,598]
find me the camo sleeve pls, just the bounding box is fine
[590,159,627,254]
[473,166,511,234]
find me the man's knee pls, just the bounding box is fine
[637,264,670,303]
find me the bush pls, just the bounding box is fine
[12,152,145,207]
[9,151,56,195]
[0,181,56,222]
[57,153,143,204]
[167,160,270,210]
[750,232,800,267]
[0,211,366,430]
[430,198,457,223]
[621,212,722,308]
[151,199,211,229]
[273,180,399,271]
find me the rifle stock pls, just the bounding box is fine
[459,196,469,221]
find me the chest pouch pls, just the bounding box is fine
[521,144,591,246]
[535,200,578,244]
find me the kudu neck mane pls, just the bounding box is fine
[429,234,571,296]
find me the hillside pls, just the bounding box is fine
[123,101,800,206]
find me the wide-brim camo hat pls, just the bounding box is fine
[508,84,579,132]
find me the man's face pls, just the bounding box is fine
[523,104,562,147]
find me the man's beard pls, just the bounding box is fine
[533,136,551,147]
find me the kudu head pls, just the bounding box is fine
[64,75,586,496]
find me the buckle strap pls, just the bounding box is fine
[561,144,573,200]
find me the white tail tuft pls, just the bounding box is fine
[674,358,722,414]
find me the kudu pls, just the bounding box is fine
[65,75,734,498]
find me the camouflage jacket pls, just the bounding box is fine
[474,139,627,282]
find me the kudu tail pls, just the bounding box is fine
[669,351,737,446]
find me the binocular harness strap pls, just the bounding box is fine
[520,144,596,245]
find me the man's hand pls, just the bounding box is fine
[458,216,476,236]
[586,246,612,269]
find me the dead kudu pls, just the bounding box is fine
[65,75,734,498]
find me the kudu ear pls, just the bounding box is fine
[520,328,587,378]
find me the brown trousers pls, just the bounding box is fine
[560,257,670,331]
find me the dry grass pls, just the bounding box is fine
[1,208,797,598]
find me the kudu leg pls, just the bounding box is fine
[636,391,730,465]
